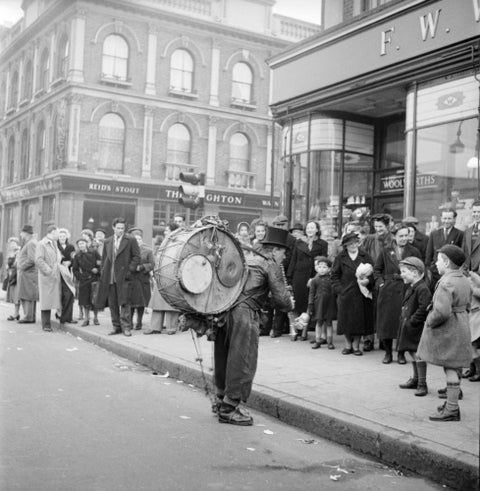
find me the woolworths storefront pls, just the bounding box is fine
[269,0,480,236]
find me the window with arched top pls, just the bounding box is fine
[56,34,69,79]
[10,71,19,108]
[35,121,46,175]
[23,60,33,100]
[102,34,129,81]
[98,113,125,172]
[170,49,193,93]
[228,132,254,189]
[7,136,15,184]
[232,62,253,103]
[38,48,49,91]
[167,123,191,166]
[20,129,29,180]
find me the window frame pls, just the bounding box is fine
[169,49,194,93]
[102,34,129,82]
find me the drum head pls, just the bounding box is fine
[179,254,213,294]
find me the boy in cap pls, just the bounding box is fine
[397,257,432,396]
[417,245,472,421]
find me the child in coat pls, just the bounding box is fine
[307,256,336,349]
[397,257,432,396]
[417,245,472,422]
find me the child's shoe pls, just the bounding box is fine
[415,384,428,397]
[312,342,321,349]
[327,343,335,350]
[429,404,460,421]
[399,378,418,389]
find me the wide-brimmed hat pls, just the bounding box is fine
[21,224,34,234]
[341,232,360,246]
[272,215,288,226]
[399,256,425,274]
[438,244,466,267]
[128,227,143,236]
[403,216,419,225]
[289,222,304,233]
[260,227,289,248]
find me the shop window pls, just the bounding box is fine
[38,48,49,92]
[170,49,194,93]
[102,34,129,81]
[42,196,56,228]
[7,136,15,184]
[98,113,125,172]
[35,121,46,176]
[228,132,254,189]
[56,34,69,80]
[4,205,17,240]
[415,117,478,233]
[83,199,135,235]
[22,60,33,100]
[153,201,203,230]
[232,62,253,104]
[20,129,29,180]
[9,71,18,108]
[166,123,191,174]
[22,200,37,228]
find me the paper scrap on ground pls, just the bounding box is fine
[246,448,255,452]
[263,430,274,435]
[66,347,78,352]
[330,474,341,481]
[180,415,191,420]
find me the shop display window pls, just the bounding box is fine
[415,117,478,233]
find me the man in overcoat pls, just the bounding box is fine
[425,208,463,288]
[17,224,38,323]
[462,200,480,272]
[35,225,62,332]
[96,217,140,336]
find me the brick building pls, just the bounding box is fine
[0,0,319,242]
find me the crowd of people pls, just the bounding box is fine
[2,201,480,424]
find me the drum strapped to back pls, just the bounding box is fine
[155,223,248,315]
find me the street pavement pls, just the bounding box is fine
[1,298,478,490]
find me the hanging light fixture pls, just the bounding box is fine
[449,121,465,153]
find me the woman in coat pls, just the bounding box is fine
[374,224,422,364]
[72,238,101,326]
[128,228,155,330]
[5,237,21,320]
[287,221,328,323]
[144,222,181,335]
[331,232,374,355]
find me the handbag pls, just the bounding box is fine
[2,276,8,291]
[90,280,100,306]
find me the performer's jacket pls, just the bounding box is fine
[235,248,293,313]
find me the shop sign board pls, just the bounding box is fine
[271,0,480,105]
[0,174,280,210]
[380,172,438,193]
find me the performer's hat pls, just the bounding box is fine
[290,222,304,233]
[260,227,289,248]
[272,215,289,226]
[21,224,33,234]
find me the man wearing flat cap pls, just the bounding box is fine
[212,226,294,426]
[17,225,39,323]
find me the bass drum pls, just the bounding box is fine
[155,225,247,314]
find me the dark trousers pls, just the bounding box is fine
[60,277,74,323]
[131,307,145,328]
[108,283,131,332]
[21,300,36,321]
[41,310,52,330]
[271,310,289,336]
[214,305,259,404]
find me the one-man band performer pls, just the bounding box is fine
[214,226,294,426]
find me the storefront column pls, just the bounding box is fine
[209,40,220,106]
[206,116,217,185]
[136,198,152,244]
[145,28,157,95]
[404,83,418,216]
[67,94,82,167]
[141,107,153,178]
[69,9,86,83]
[31,41,39,96]
[265,124,272,194]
